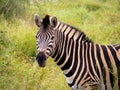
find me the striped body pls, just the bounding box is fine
[51,22,120,90]
[34,15,120,90]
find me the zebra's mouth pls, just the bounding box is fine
[38,60,46,67]
[36,52,46,67]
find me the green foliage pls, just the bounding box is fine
[0,30,7,48]
[10,21,36,57]
[0,0,30,19]
[0,0,120,90]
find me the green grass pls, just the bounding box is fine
[0,0,120,90]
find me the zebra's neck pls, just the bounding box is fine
[51,22,93,89]
[52,21,92,73]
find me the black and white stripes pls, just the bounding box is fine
[34,14,120,90]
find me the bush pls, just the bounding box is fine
[0,0,30,19]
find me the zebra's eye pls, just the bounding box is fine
[51,36,54,40]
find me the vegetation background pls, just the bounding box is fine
[0,0,120,90]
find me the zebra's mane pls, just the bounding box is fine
[63,22,93,43]
[43,15,50,28]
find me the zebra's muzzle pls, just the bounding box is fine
[36,52,46,67]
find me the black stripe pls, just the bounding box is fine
[61,40,74,70]
[76,32,84,41]
[59,24,65,32]
[48,44,53,48]
[57,38,67,65]
[52,31,61,58]
[77,64,87,87]
[69,40,82,87]
[76,41,83,87]
[52,46,58,58]
[77,42,87,86]
[101,46,111,68]
[108,46,120,66]
[96,45,105,77]
[91,44,100,78]
[57,27,71,65]
[54,33,64,62]
[96,45,106,88]
[71,29,77,39]
[108,46,120,89]
[96,44,104,70]
[118,66,120,90]
[116,46,120,50]
[66,40,78,77]
[87,43,95,81]
[57,23,62,29]
[67,36,71,53]
[64,29,77,75]
[101,45,115,88]
[55,25,68,62]
[46,31,51,39]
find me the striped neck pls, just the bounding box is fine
[51,21,92,69]
[52,21,92,58]
[51,21,93,88]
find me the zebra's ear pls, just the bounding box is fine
[51,17,57,27]
[34,14,42,27]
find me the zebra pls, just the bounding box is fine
[34,14,120,90]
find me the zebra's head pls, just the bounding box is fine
[34,14,58,67]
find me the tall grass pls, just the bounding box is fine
[0,0,120,90]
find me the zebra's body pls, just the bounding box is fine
[34,14,120,90]
[52,21,120,90]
